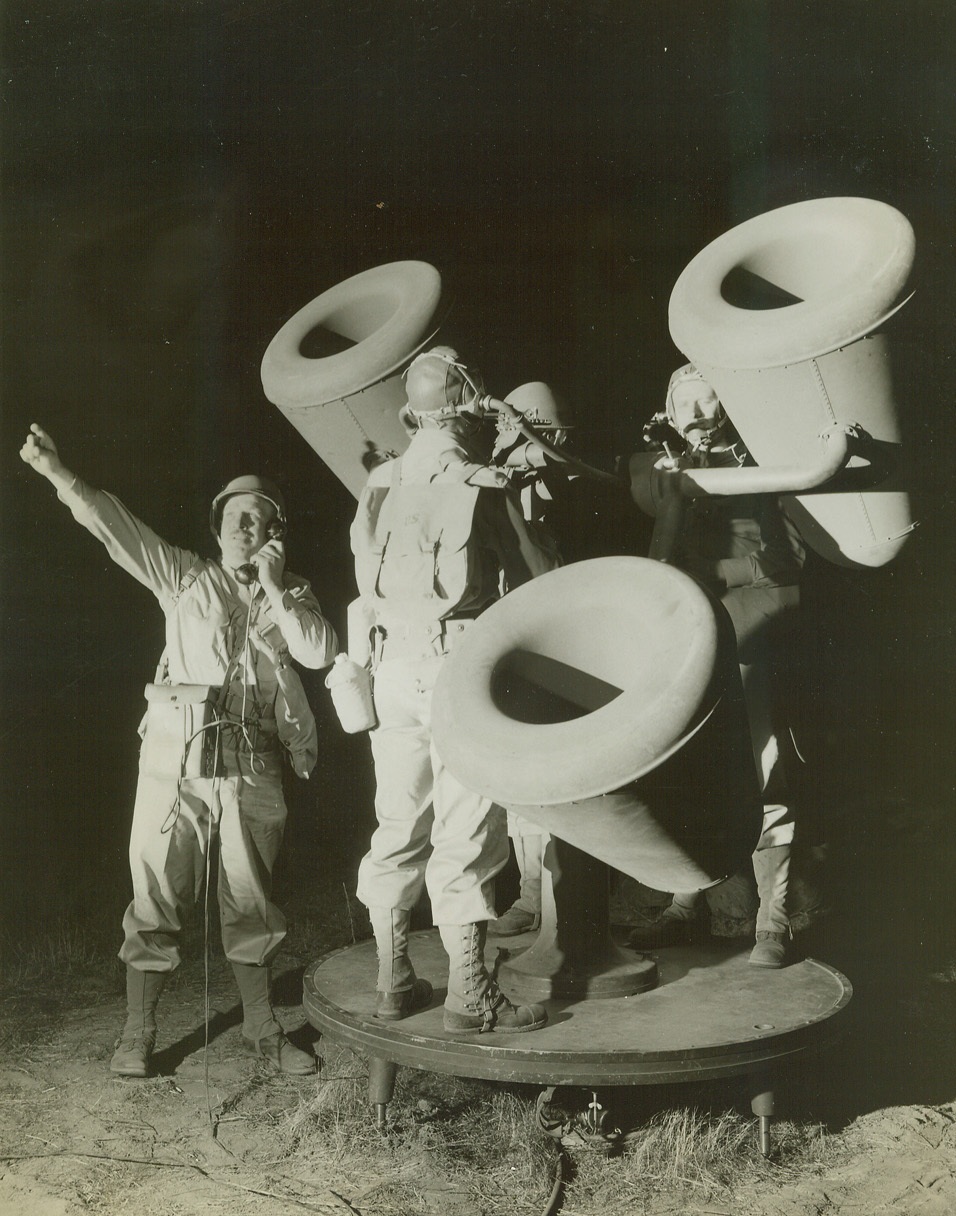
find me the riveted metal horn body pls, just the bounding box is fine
[261,261,443,498]
[667,197,917,568]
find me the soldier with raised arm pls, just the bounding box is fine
[20,424,338,1075]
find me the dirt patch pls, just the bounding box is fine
[1,954,955,1216]
[728,1106,956,1216]
[3,800,955,1215]
[0,960,552,1216]
[1,969,329,1216]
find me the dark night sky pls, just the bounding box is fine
[2,1,955,933]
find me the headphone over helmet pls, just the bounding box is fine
[402,346,486,420]
[499,382,574,432]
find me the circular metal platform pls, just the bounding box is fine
[303,929,852,1088]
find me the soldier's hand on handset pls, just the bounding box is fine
[20,424,66,481]
[254,537,286,593]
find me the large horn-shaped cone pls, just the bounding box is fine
[260,261,443,497]
[431,557,762,893]
[668,197,916,568]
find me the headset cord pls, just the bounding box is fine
[237,589,265,775]
[158,591,263,1126]
[159,715,225,836]
[203,747,223,1129]
[151,716,223,1130]
[205,591,259,1129]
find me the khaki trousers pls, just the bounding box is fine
[119,740,288,972]
[357,654,508,924]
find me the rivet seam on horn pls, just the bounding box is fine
[809,359,839,426]
[344,400,370,438]
[855,492,879,544]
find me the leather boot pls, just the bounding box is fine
[110,967,166,1076]
[368,906,433,1020]
[439,922,548,1034]
[231,961,316,1075]
[750,845,793,968]
[490,834,543,936]
[627,891,700,949]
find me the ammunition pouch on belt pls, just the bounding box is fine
[140,684,224,779]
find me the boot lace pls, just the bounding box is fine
[460,925,508,1032]
[477,983,510,1033]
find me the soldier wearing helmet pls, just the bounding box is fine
[20,424,337,1077]
[349,346,559,1035]
[628,366,816,968]
[491,381,574,535]
[485,382,576,938]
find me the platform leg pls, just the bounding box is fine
[750,1085,775,1157]
[368,1057,398,1130]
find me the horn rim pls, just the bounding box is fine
[668,197,915,370]
[431,557,722,807]
[260,260,442,408]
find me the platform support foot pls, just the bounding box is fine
[368,1057,398,1129]
[751,1085,775,1157]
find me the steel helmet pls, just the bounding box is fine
[402,345,486,419]
[209,475,287,538]
[500,382,574,431]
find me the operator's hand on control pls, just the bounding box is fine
[20,424,73,488]
[254,538,286,594]
[654,452,692,474]
[651,453,690,506]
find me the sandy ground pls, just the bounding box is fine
[1,953,954,1216]
[3,796,955,1215]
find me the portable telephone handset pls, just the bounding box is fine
[235,520,286,586]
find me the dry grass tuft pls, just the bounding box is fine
[243,1042,561,1215]
[193,1042,845,1216]
[562,1106,843,1215]
[0,880,864,1216]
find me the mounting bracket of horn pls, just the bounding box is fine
[480,394,623,486]
[665,423,851,499]
[643,424,854,562]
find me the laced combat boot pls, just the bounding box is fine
[439,922,548,1034]
[110,967,166,1077]
[369,906,433,1020]
[490,834,543,937]
[232,961,316,1074]
[627,891,702,949]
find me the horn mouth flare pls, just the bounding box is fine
[433,557,728,808]
[261,260,443,407]
[431,558,762,890]
[260,261,444,497]
[669,197,915,370]
[666,198,917,570]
